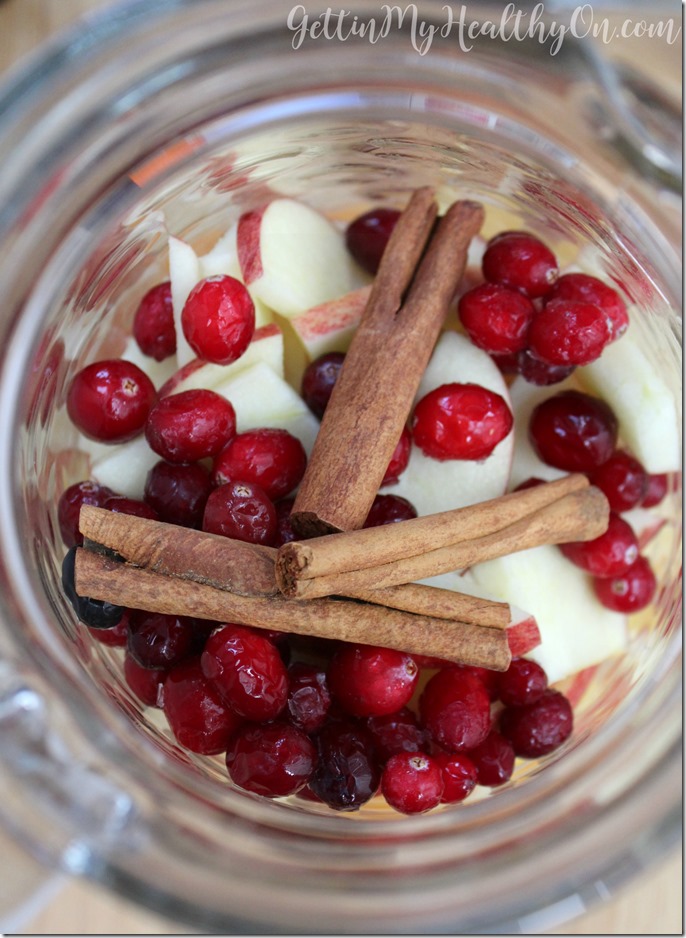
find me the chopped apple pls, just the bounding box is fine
[623,507,667,550]
[168,236,201,367]
[91,434,159,500]
[507,375,576,490]
[381,331,514,516]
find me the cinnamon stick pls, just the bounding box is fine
[290,191,484,537]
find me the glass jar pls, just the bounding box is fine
[0,1,681,932]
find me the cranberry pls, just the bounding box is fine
[58,480,115,548]
[517,349,575,386]
[274,498,297,546]
[482,231,558,298]
[546,272,629,341]
[144,460,212,528]
[201,624,288,721]
[364,494,417,527]
[419,668,492,751]
[133,281,176,361]
[300,352,345,419]
[468,731,515,786]
[528,298,611,366]
[642,473,670,508]
[287,663,331,734]
[67,359,156,443]
[163,657,242,755]
[225,721,316,798]
[181,275,255,365]
[87,613,129,647]
[146,389,236,464]
[328,644,418,718]
[366,707,428,764]
[382,426,412,485]
[560,512,639,578]
[529,390,618,472]
[589,451,648,513]
[381,752,443,815]
[433,751,478,803]
[593,555,656,613]
[61,546,125,630]
[127,610,197,669]
[102,495,159,521]
[499,689,573,758]
[458,283,536,354]
[413,383,513,461]
[309,720,380,811]
[123,653,166,707]
[345,207,401,274]
[212,428,307,500]
[203,480,277,546]
[496,658,548,707]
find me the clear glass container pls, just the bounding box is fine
[0,1,681,932]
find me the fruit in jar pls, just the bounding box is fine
[181,275,255,365]
[482,230,559,298]
[133,281,176,362]
[67,359,157,443]
[345,207,401,274]
[412,382,513,461]
[145,389,236,463]
[528,390,618,472]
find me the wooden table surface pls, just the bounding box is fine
[1,1,681,933]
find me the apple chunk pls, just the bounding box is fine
[168,236,202,367]
[91,435,159,500]
[120,336,179,390]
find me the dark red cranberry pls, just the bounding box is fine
[301,352,345,419]
[146,389,236,463]
[593,555,656,613]
[287,663,331,734]
[102,495,159,521]
[328,644,419,718]
[545,272,628,341]
[345,207,401,274]
[123,653,166,707]
[87,612,129,647]
[225,721,316,798]
[127,610,197,670]
[67,359,157,443]
[274,498,297,546]
[468,731,515,786]
[61,546,125,630]
[529,390,618,472]
[212,428,307,500]
[364,494,417,527]
[381,752,443,814]
[413,383,513,461]
[203,480,277,546]
[366,707,428,764]
[201,624,288,721]
[181,275,255,365]
[382,426,412,485]
[482,231,558,298]
[434,751,478,803]
[496,658,548,707]
[458,283,536,354]
[642,473,669,508]
[133,281,176,361]
[460,665,501,701]
[499,689,573,758]
[589,451,648,513]
[58,480,115,548]
[560,512,639,578]
[517,349,575,386]
[309,720,380,811]
[419,668,491,751]
[163,657,242,755]
[528,298,611,366]
[144,460,212,528]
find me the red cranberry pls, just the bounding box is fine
[517,349,575,386]
[163,657,242,755]
[546,272,629,341]
[434,751,478,803]
[123,653,166,707]
[382,426,412,485]
[212,428,307,500]
[482,231,558,298]
[468,731,515,786]
[642,473,669,508]
[181,275,255,365]
[127,611,197,670]
[58,480,115,547]
[345,207,401,274]
[381,752,443,815]
[593,555,656,613]
[328,644,418,718]
[413,383,513,461]
[419,668,492,751]
[225,721,316,798]
[201,624,288,721]
[87,610,130,647]
[144,460,212,528]
[364,494,417,527]
[529,390,618,472]
[133,281,176,361]
[461,665,501,701]
[458,283,536,354]
[301,352,345,419]
[203,481,277,546]
[274,498,297,546]
[287,663,331,734]
[146,389,236,464]
[366,707,428,764]
[528,298,611,366]
[67,359,156,443]
[589,451,648,513]
[102,495,159,520]
[560,512,639,578]
[309,720,380,811]
[496,658,548,707]
[499,689,573,758]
